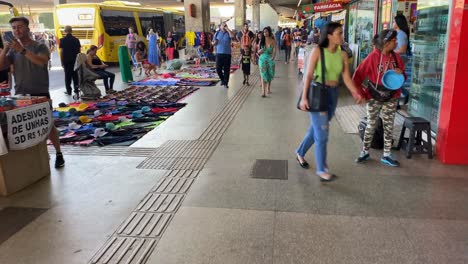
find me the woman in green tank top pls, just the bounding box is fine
[296,22,364,182]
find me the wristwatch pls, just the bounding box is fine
[20,48,27,55]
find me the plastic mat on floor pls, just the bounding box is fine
[335,105,367,134]
[335,104,405,138]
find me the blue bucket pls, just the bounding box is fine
[381,70,405,90]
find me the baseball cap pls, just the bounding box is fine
[91,128,108,138]
[79,115,93,124]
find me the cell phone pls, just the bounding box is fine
[3,31,14,42]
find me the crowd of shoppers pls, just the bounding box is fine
[0,13,409,180]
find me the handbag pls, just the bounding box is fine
[297,47,328,112]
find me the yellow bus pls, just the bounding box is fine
[54,1,185,63]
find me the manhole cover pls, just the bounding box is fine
[251,159,288,180]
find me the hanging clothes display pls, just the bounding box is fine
[185,31,196,47]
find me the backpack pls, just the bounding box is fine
[358,117,384,149]
[241,31,251,49]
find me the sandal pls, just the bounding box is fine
[296,156,309,169]
[318,173,337,182]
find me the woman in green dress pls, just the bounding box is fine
[258,26,277,97]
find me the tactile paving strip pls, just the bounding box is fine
[89,72,260,264]
[151,140,219,158]
[150,177,195,193]
[90,237,156,264]
[136,140,219,170]
[117,212,172,238]
[199,73,259,141]
[136,193,184,213]
[48,146,156,157]
[163,169,200,179]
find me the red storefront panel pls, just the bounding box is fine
[437,0,468,164]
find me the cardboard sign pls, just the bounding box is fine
[314,2,343,13]
[6,102,52,150]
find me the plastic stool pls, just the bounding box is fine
[397,117,433,159]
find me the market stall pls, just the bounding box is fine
[0,97,52,196]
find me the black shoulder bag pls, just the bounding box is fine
[297,48,328,112]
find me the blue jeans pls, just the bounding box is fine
[128,47,136,62]
[296,87,339,174]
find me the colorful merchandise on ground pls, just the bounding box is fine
[52,85,199,146]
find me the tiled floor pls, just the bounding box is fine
[0,59,467,264]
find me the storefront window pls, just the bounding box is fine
[353,0,375,62]
[408,0,450,130]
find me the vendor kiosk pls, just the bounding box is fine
[0,98,52,196]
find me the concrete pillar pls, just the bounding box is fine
[252,0,260,32]
[184,0,210,32]
[234,0,246,31]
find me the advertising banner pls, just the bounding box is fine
[314,2,343,13]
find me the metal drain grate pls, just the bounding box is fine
[90,236,156,264]
[251,159,288,180]
[117,212,172,238]
[136,193,184,213]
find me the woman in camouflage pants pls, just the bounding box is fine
[352,29,406,167]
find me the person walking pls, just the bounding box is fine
[296,22,364,181]
[293,26,301,59]
[258,27,276,97]
[147,28,159,73]
[282,28,292,64]
[353,29,405,167]
[165,31,176,61]
[241,46,251,86]
[213,22,234,88]
[0,17,65,168]
[252,31,264,87]
[125,27,138,63]
[237,23,254,52]
[59,25,81,96]
[275,27,282,57]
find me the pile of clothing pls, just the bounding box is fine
[101,85,199,104]
[52,85,197,146]
[132,67,220,86]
